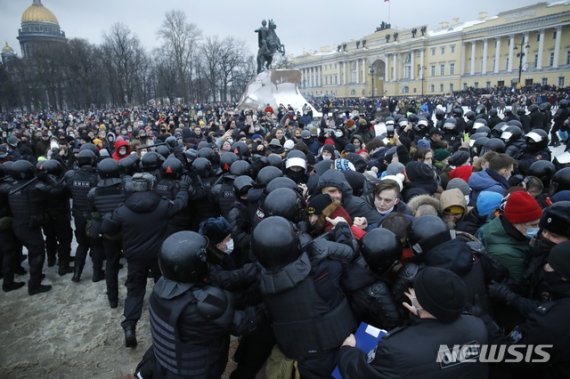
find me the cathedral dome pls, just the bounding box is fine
[2,42,15,55]
[21,0,59,25]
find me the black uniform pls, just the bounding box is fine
[154,174,192,234]
[6,176,50,293]
[0,175,24,291]
[64,165,101,281]
[102,187,188,334]
[87,176,126,307]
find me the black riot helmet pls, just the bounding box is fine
[230,160,252,177]
[529,160,556,188]
[131,172,156,192]
[528,104,539,113]
[452,107,463,118]
[443,117,457,131]
[165,136,178,150]
[266,154,283,169]
[470,136,489,156]
[161,157,184,179]
[560,99,569,109]
[159,231,208,283]
[360,228,403,275]
[501,125,523,142]
[233,175,254,197]
[252,216,301,271]
[11,159,35,180]
[483,138,506,154]
[491,122,508,138]
[198,147,217,163]
[79,142,99,156]
[435,108,445,120]
[408,215,452,255]
[232,141,250,158]
[464,111,476,121]
[141,151,165,172]
[220,152,239,173]
[516,108,526,116]
[525,129,549,150]
[256,165,283,187]
[263,188,302,221]
[36,159,63,177]
[550,167,570,195]
[76,149,97,167]
[97,158,120,179]
[472,118,488,132]
[119,156,138,176]
[265,176,299,194]
[489,108,498,117]
[155,145,171,159]
[192,157,212,177]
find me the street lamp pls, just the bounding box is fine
[369,66,376,98]
[514,38,530,89]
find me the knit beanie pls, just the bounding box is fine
[406,161,434,182]
[416,138,431,149]
[343,143,356,153]
[413,267,467,322]
[434,148,451,162]
[548,240,570,279]
[448,150,470,167]
[447,178,472,196]
[503,191,542,224]
[322,144,335,155]
[476,191,503,217]
[386,162,406,176]
[307,194,333,216]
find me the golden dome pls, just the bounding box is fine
[2,42,15,54]
[21,0,59,25]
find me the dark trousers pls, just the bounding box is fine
[230,320,275,379]
[12,221,45,290]
[0,228,20,285]
[121,255,160,330]
[43,212,73,266]
[74,215,103,272]
[102,237,122,302]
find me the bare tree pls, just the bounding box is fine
[201,36,224,102]
[157,10,201,102]
[102,23,148,106]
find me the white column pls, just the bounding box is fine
[470,41,476,75]
[337,63,341,85]
[343,62,347,84]
[310,68,314,87]
[385,55,389,81]
[494,38,501,73]
[554,26,562,68]
[318,66,321,87]
[461,43,466,75]
[482,39,488,74]
[522,33,529,70]
[508,35,515,72]
[537,30,545,70]
[393,54,397,81]
[355,59,359,84]
[410,50,415,80]
[420,49,424,79]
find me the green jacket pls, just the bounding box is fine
[478,216,530,283]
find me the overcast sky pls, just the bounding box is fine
[0,0,550,58]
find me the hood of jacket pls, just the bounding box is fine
[125,191,161,213]
[406,194,441,215]
[425,238,474,276]
[468,170,505,192]
[317,169,353,196]
[440,188,467,213]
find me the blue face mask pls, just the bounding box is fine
[526,227,539,239]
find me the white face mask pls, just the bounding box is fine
[224,238,234,255]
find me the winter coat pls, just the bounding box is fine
[406,194,441,215]
[468,169,508,204]
[111,136,131,161]
[102,190,188,260]
[440,188,467,214]
[338,315,488,379]
[477,216,531,284]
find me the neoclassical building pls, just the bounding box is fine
[16,0,67,59]
[291,2,570,98]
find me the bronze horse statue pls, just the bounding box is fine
[256,19,285,74]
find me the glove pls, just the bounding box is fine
[488,281,517,304]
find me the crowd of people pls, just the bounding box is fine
[1,91,570,378]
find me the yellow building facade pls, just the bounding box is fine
[291,2,570,97]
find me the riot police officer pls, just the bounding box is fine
[87,158,126,308]
[5,160,51,295]
[64,149,103,282]
[134,231,263,378]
